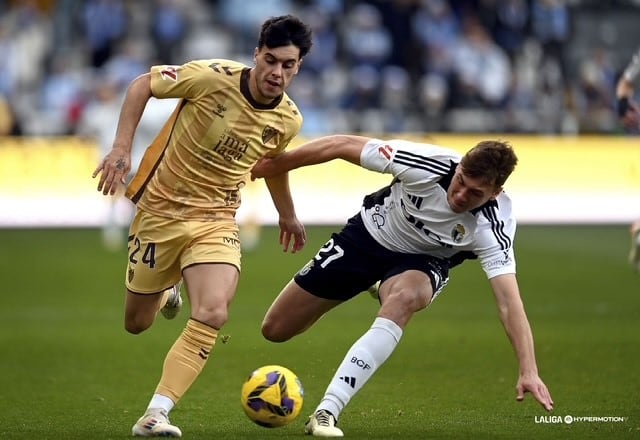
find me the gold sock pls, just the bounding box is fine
[155,319,218,403]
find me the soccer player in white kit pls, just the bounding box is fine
[615,47,640,271]
[251,135,554,437]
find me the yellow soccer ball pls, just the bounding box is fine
[240,365,304,428]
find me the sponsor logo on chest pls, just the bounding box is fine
[400,198,468,248]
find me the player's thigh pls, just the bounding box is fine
[182,263,239,314]
[125,209,185,294]
[262,279,342,341]
[124,288,164,322]
[181,219,242,272]
[379,270,433,305]
[181,220,242,325]
[377,270,433,328]
[379,255,450,307]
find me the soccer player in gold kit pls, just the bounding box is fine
[92,15,312,437]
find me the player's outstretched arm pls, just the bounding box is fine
[251,134,371,179]
[490,274,554,412]
[516,372,554,412]
[92,73,153,195]
[264,173,306,253]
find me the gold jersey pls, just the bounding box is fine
[126,59,303,220]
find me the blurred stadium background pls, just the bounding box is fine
[1,0,639,228]
[2,0,640,137]
[1,1,639,439]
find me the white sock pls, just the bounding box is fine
[317,317,403,419]
[148,394,175,413]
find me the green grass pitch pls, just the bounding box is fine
[0,225,638,439]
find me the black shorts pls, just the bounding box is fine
[294,213,450,301]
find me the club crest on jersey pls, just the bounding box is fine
[160,66,179,81]
[451,224,466,243]
[372,212,385,228]
[261,125,278,144]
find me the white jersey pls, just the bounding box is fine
[359,139,516,279]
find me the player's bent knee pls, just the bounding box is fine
[261,319,292,343]
[124,317,152,335]
[386,287,430,314]
[192,305,228,330]
[413,291,431,311]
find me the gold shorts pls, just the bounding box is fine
[125,209,241,294]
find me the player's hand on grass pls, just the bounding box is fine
[278,216,306,253]
[92,147,131,195]
[516,374,554,412]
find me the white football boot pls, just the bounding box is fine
[131,408,182,437]
[160,281,183,320]
[305,409,344,437]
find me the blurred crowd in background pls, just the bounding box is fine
[1,0,640,138]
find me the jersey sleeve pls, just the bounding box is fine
[360,138,459,189]
[474,199,517,278]
[150,60,221,101]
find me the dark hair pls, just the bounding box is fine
[460,140,518,188]
[258,15,313,59]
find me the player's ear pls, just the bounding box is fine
[253,47,258,63]
[489,187,503,200]
[293,59,302,75]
